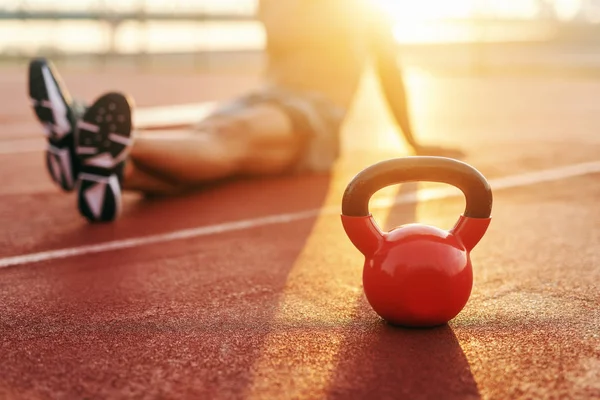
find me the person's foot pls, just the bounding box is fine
[412,144,466,159]
[28,58,83,191]
[76,92,134,222]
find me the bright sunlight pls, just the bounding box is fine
[370,0,564,43]
[372,0,475,21]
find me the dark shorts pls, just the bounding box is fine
[208,86,347,173]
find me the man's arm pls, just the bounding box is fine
[368,18,419,149]
[368,19,464,158]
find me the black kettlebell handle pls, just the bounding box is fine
[342,157,492,218]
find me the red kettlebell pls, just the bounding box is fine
[341,157,492,327]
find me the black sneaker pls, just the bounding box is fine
[75,92,133,222]
[28,58,82,191]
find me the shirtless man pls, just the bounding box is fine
[28,0,462,222]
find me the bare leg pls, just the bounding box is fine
[126,104,302,188]
[122,161,189,196]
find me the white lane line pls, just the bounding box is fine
[134,101,216,128]
[1,160,599,269]
[1,101,217,155]
[0,210,321,269]
[371,160,600,208]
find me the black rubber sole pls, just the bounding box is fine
[76,92,133,222]
[28,58,78,191]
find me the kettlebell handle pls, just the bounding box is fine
[342,157,492,218]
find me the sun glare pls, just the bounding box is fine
[369,0,560,44]
[371,0,475,21]
[372,0,474,43]
[369,0,477,43]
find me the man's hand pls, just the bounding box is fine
[411,144,466,159]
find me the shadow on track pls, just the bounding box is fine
[0,173,334,399]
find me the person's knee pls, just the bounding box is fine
[162,119,249,184]
[218,115,300,175]
[187,110,299,179]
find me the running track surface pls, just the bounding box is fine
[0,65,599,399]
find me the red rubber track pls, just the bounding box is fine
[0,67,599,399]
